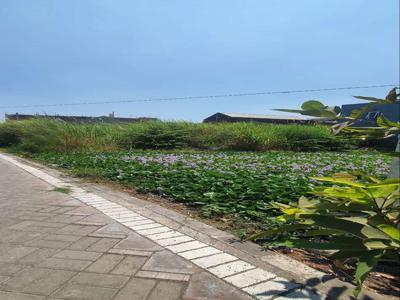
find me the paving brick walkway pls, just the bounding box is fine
[0,154,321,300]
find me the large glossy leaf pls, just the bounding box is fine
[297,196,318,209]
[273,108,337,118]
[364,239,393,249]
[273,109,304,114]
[311,109,338,118]
[353,95,386,103]
[301,100,325,110]
[310,176,366,188]
[376,224,400,242]
[366,183,399,199]
[301,214,391,240]
[368,216,400,241]
[353,250,383,297]
[311,186,371,203]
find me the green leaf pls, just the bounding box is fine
[310,176,366,188]
[311,187,371,203]
[375,224,400,242]
[272,109,305,114]
[353,250,383,297]
[301,214,392,240]
[376,115,400,129]
[306,109,337,119]
[364,239,392,249]
[385,87,399,103]
[353,95,386,103]
[301,100,325,110]
[366,183,399,198]
[330,250,366,260]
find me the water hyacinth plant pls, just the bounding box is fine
[33,150,391,223]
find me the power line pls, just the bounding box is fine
[0,84,397,109]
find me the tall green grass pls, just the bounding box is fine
[0,119,350,153]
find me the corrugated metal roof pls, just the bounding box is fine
[221,113,309,120]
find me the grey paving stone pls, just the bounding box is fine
[53,250,102,261]
[147,281,185,300]
[142,250,198,274]
[56,224,99,236]
[0,266,75,296]
[111,256,147,276]
[32,221,67,228]
[0,263,24,276]
[136,271,190,281]
[0,290,44,300]
[113,278,157,300]
[17,248,59,265]
[42,234,82,242]
[0,276,9,284]
[0,245,38,263]
[182,271,253,300]
[0,229,42,243]
[77,214,113,225]
[86,238,120,252]
[52,283,117,300]
[67,237,100,250]
[107,249,152,256]
[38,257,92,271]
[113,232,162,252]
[70,272,129,288]
[46,215,85,224]
[24,239,72,249]
[85,254,125,273]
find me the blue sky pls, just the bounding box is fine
[0,0,398,121]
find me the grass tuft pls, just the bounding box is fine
[0,119,351,153]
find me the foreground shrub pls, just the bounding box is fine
[251,173,400,297]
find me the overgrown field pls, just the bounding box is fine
[33,150,391,226]
[0,119,352,152]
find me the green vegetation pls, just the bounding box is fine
[52,187,71,194]
[32,150,390,224]
[0,119,351,153]
[251,173,400,296]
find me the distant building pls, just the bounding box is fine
[5,113,158,123]
[341,103,400,127]
[203,112,315,124]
